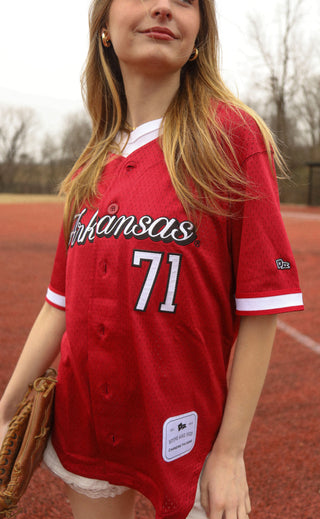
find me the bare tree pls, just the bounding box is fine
[41,134,60,164]
[61,111,92,162]
[248,0,307,149]
[0,106,36,164]
[0,106,37,190]
[298,76,320,157]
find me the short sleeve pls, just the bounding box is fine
[45,225,67,311]
[231,151,304,315]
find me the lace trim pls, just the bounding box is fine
[42,438,129,499]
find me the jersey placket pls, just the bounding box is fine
[87,155,140,455]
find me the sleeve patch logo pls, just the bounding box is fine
[276,258,291,270]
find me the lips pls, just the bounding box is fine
[142,26,177,40]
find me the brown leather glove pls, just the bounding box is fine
[0,369,57,517]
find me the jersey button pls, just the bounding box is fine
[99,324,105,336]
[107,202,119,215]
[126,161,137,171]
[99,259,108,276]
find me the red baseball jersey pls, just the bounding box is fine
[46,103,303,519]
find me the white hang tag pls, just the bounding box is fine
[162,411,198,463]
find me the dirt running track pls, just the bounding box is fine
[0,197,319,518]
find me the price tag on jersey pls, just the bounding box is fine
[162,411,198,462]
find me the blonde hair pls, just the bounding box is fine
[60,0,284,238]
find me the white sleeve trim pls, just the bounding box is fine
[46,288,66,309]
[236,292,303,312]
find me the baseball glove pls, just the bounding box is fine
[0,369,57,517]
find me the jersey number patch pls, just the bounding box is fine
[132,250,182,313]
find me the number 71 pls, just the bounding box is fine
[132,250,182,313]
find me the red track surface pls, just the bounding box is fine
[0,201,319,518]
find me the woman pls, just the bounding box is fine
[0,0,303,518]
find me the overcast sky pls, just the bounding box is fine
[0,0,319,135]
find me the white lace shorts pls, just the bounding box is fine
[43,438,206,518]
[43,438,129,499]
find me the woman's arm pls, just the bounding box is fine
[0,302,65,436]
[200,314,277,519]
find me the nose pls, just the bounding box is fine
[150,0,173,21]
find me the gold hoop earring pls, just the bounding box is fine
[101,29,111,48]
[189,47,199,62]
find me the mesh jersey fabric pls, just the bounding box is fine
[45,103,303,519]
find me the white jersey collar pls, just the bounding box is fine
[116,118,162,157]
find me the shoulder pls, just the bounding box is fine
[211,100,269,165]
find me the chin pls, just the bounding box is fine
[139,53,185,75]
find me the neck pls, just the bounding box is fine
[120,68,180,129]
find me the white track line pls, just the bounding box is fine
[281,211,320,221]
[277,320,320,355]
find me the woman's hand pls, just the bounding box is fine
[198,315,277,518]
[0,302,64,450]
[200,447,251,519]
